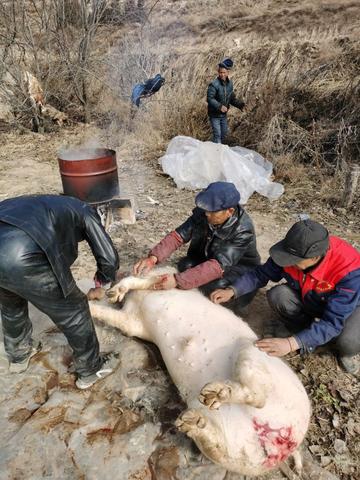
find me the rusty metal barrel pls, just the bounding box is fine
[58,148,119,203]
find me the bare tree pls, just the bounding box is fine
[50,0,110,122]
[0,0,130,127]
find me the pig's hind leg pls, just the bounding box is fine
[175,408,227,463]
[199,345,271,409]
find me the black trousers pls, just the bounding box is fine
[267,284,360,356]
[178,256,258,309]
[0,223,102,376]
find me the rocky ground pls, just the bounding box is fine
[0,125,359,479]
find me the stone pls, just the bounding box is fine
[334,439,347,454]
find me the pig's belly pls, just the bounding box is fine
[135,291,310,467]
[139,291,257,400]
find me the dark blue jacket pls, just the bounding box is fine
[231,237,360,353]
[207,77,245,117]
[131,74,165,107]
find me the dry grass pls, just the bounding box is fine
[104,15,359,201]
[1,0,359,195]
[94,1,360,180]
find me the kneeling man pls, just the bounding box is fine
[134,182,260,311]
[211,219,360,376]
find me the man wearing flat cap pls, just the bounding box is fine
[211,219,360,376]
[133,181,260,311]
[207,58,245,143]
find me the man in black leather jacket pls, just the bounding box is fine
[134,182,260,310]
[0,194,119,389]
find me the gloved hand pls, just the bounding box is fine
[133,255,157,275]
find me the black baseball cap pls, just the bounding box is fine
[270,220,329,267]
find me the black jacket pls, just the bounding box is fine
[207,77,245,117]
[0,195,119,297]
[175,206,260,268]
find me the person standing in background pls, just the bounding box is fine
[207,58,245,144]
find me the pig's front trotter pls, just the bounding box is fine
[106,284,128,303]
[198,381,232,409]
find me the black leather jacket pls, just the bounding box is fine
[176,206,260,268]
[0,195,119,297]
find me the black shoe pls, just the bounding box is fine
[233,304,249,317]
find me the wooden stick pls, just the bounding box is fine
[343,164,360,208]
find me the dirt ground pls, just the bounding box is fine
[0,124,359,479]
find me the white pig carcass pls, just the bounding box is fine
[89,269,311,476]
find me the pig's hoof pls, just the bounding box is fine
[199,382,231,409]
[175,409,207,434]
[106,286,127,304]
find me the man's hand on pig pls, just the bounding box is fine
[87,287,105,301]
[255,337,299,357]
[152,273,177,290]
[133,255,157,275]
[210,288,235,304]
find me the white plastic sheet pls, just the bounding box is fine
[159,136,284,204]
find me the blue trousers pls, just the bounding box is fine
[209,116,228,143]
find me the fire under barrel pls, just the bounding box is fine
[58,148,119,204]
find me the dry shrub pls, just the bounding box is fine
[256,114,324,168]
[228,35,360,177]
[102,32,225,150]
[2,0,359,197]
[103,12,359,188]
[274,154,311,186]
[0,0,143,127]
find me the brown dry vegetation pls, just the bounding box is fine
[93,0,359,214]
[2,1,359,185]
[0,1,360,479]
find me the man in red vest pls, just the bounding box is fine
[211,220,360,377]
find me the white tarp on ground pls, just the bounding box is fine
[159,136,284,204]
